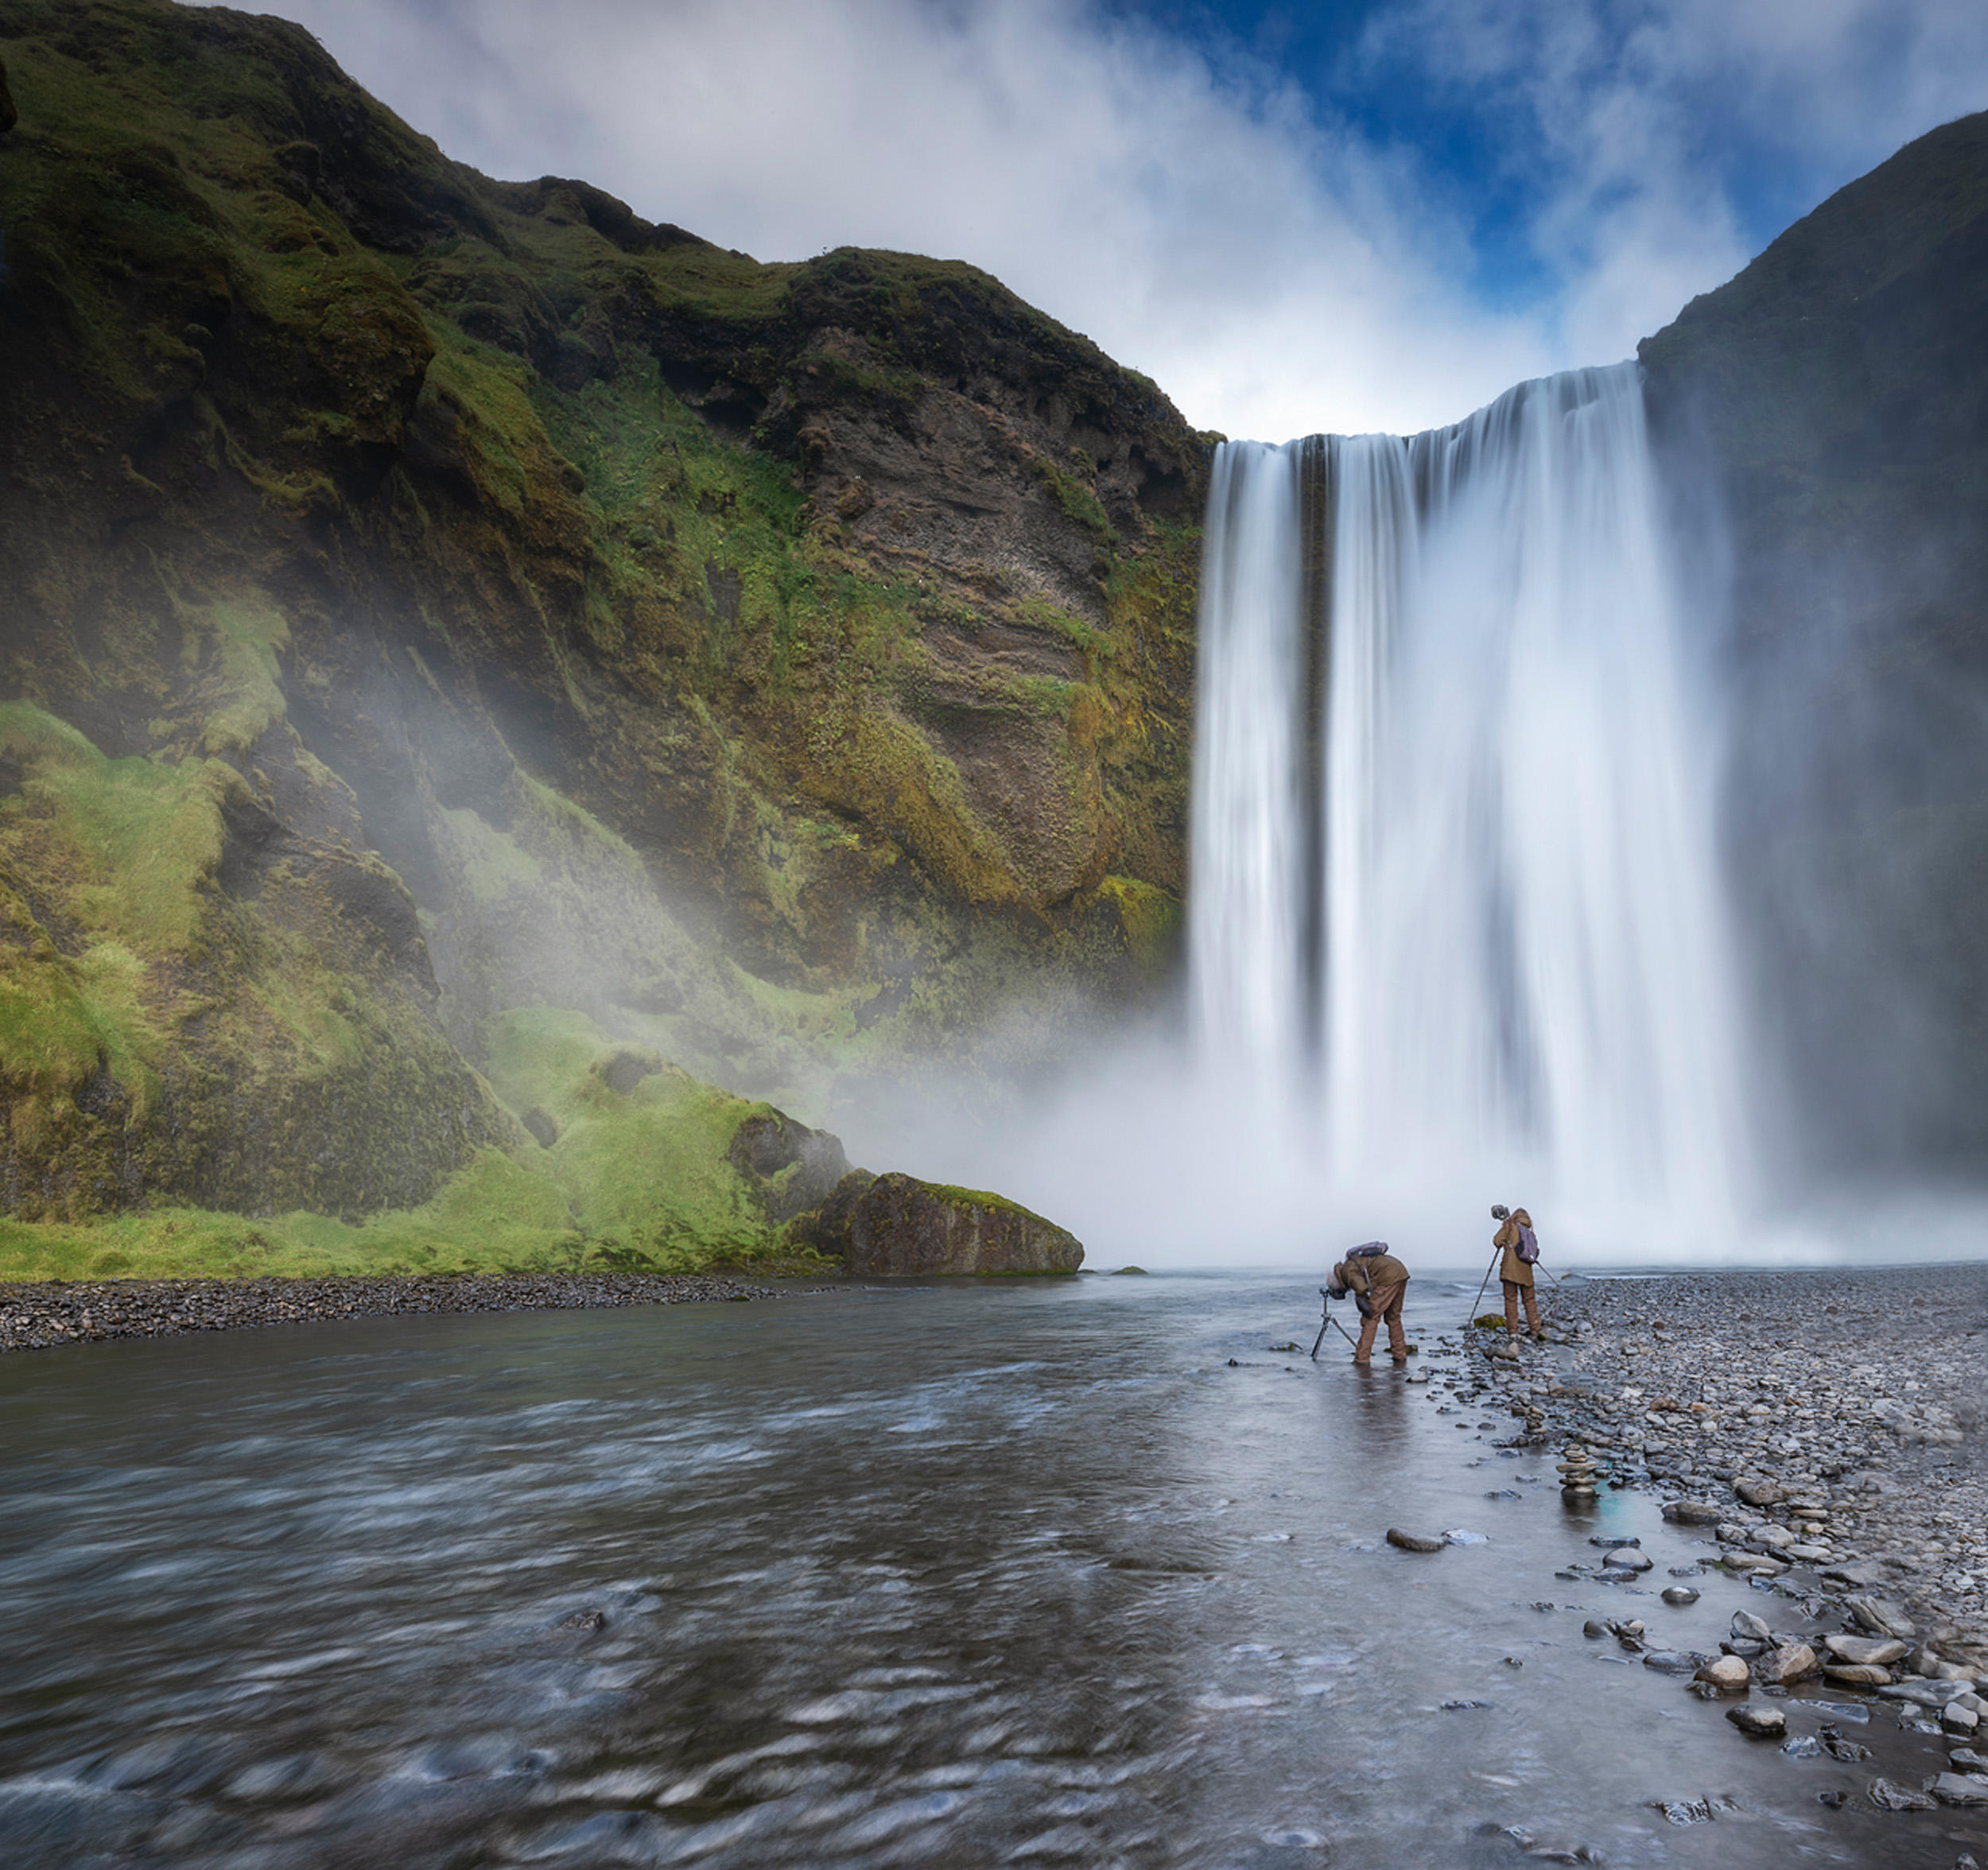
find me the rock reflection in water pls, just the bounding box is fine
[0,1277,1967,1868]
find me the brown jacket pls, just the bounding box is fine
[1334,1252,1408,1309]
[1493,1209,1536,1288]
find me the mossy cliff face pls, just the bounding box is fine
[0,0,1209,1232]
[1638,109,1988,1169]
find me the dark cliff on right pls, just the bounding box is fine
[1639,110,1988,1178]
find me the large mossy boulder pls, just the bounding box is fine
[838,1172,1083,1276]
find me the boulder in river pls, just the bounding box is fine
[1932,1772,1988,1806]
[839,1174,1084,1276]
[1726,1705,1786,1738]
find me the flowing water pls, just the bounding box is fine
[0,1282,1964,1868]
[1188,367,1753,1247]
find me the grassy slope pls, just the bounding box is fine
[0,1005,833,1278]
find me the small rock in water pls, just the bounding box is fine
[1442,1698,1493,1710]
[1386,1528,1446,1553]
[1641,1651,1697,1674]
[1696,1655,1750,1693]
[1663,1499,1723,1525]
[1867,1777,1937,1812]
[1604,1547,1653,1573]
[1823,1663,1893,1687]
[1782,1734,1821,1758]
[1727,1705,1787,1738]
[1731,1612,1773,1642]
[1753,1642,1819,1686]
[1662,1586,1700,1606]
[1819,1726,1873,1762]
[1948,1746,1988,1771]
[1651,1796,1717,1825]
[1582,1620,1609,1639]
[1442,1527,1490,1546]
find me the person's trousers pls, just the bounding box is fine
[1503,1278,1541,1335]
[1353,1281,1408,1360]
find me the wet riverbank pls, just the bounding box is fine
[0,1272,783,1354]
[2,1271,1981,1868]
[1497,1267,1988,1649]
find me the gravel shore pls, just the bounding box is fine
[1514,1266,1988,1637]
[1435,1263,1988,1811]
[0,1272,783,1354]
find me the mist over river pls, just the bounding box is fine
[0,1277,1971,1868]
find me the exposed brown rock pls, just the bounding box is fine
[841,1172,1082,1276]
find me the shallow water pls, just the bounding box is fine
[0,1274,1974,1868]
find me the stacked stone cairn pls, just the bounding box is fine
[1559,1444,1599,1503]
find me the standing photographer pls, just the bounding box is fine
[1491,1204,1543,1340]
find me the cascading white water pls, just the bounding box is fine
[1189,364,1753,1238]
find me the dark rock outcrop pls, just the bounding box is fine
[837,1171,1082,1275]
[787,1168,876,1256]
[728,1108,851,1222]
[1640,108,1988,1174]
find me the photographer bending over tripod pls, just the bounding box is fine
[1327,1242,1411,1365]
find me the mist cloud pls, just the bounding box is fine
[226,0,1988,440]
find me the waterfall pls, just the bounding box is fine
[1187,364,1753,1236]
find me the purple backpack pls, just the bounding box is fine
[1516,1224,1539,1265]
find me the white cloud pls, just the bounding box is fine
[212,0,1988,440]
[1368,0,1988,360]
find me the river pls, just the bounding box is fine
[0,1274,1969,1867]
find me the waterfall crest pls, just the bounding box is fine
[1188,364,1753,1233]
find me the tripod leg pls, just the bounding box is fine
[1464,1248,1499,1331]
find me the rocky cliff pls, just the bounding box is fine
[0,0,1208,1250]
[1640,108,1988,1171]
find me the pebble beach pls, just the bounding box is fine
[1423,1262,1988,1820]
[0,1272,782,1355]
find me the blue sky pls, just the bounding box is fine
[234,0,1988,439]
